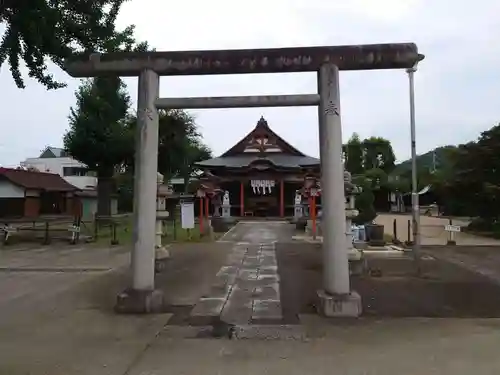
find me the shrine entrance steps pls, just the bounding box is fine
[186,221,299,338]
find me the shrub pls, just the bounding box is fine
[353,188,377,225]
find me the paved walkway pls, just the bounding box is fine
[190,221,293,326]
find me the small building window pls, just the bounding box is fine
[63,167,89,176]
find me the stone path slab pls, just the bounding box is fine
[190,241,283,326]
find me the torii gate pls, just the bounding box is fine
[63,44,424,317]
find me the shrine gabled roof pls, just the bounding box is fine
[196,116,320,169]
[195,154,319,169]
[220,116,306,157]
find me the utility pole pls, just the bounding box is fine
[407,62,421,275]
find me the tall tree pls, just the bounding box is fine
[1,0,129,89]
[64,76,131,216]
[344,133,364,175]
[63,29,149,216]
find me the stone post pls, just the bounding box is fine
[115,69,164,313]
[316,63,361,317]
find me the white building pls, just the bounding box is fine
[20,147,97,190]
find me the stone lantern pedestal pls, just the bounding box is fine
[155,173,171,273]
[212,190,234,232]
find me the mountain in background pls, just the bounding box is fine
[392,145,458,176]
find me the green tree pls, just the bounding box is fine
[392,145,458,177]
[177,141,212,192]
[126,109,212,184]
[362,136,396,173]
[441,124,500,221]
[364,167,388,190]
[115,109,212,210]
[352,175,377,225]
[64,76,132,216]
[63,31,149,216]
[1,0,129,89]
[344,133,364,175]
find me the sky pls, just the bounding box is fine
[1,0,500,166]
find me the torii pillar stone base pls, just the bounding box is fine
[115,288,164,314]
[316,290,362,318]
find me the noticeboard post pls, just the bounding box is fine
[445,223,460,245]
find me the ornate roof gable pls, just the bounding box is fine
[221,116,305,157]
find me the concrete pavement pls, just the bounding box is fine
[130,318,500,375]
[3,223,500,374]
[0,241,231,374]
[375,213,500,245]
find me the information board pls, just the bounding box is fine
[445,224,461,232]
[180,202,195,229]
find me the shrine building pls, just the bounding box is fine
[195,116,321,217]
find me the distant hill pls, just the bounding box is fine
[392,145,457,176]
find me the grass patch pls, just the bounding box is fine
[91,216,221,245]
[1,215,223,247]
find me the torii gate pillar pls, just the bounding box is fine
[316,63,361,317]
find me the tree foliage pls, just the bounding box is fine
[342,134,397,220]
[344,122,500,227]
[343,135,396,176]
[436,124,500,221]
[126,109,212,183]
[63,29,151,216]
[362,136,396,173]
[352,175,377,225]
[64,75,132,216]
[389,123,500,231]
[64,77,131,173]
[392,145,457,177]
[1,0,130,89]
[344,133,364,175]
[111,110,212,211]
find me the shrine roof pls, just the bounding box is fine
[196,153,319,169]
[196,116,320,169]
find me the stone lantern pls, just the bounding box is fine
[344,171,365,273]
[155,172,171,272]
[194,173,222,236]
[195,186,209,236]
[292,189,304,223]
